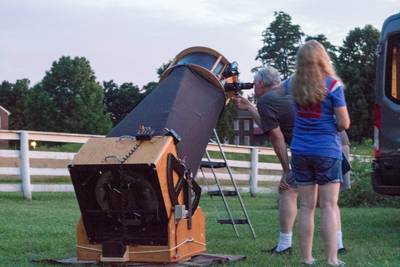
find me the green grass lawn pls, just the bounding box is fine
[0,176,72,184]
[1,193,400,266]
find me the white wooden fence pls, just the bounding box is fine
[0,130,371,200]
[0,130,286,199]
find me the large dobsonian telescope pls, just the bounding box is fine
[68,46,252,263]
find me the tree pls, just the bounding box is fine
[101,60,174,128]
[305,34,338,64]
[26,56,112,134]
[25,83,58,131]
[336,25,380,141]
[141,81,159,97]
[156,60,172,78]
[140,61,172,96]
[103,80,144,126]
[215,102,237,143]
[0,79,30,129]
[256,11,304,79]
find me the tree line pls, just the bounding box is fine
[256,11,379,142]
[0,57,167,135]
[0,11,379,142]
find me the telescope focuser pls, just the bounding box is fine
[221,61,254,95]
[222,61,239,78]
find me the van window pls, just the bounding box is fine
[386,34,400,103]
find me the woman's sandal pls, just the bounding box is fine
[300,259,317,266]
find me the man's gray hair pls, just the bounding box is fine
[253,66,281,86]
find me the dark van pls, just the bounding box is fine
[372,13,400,195]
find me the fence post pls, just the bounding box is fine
[250,147,258,197]
[20,131,32,200]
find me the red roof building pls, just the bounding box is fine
[232,109,268,146]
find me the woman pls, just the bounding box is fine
[284,40,350,266]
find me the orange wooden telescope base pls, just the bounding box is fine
[68,46,249,264]
[69,136,206,263]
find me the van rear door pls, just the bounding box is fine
[372,13,400,195]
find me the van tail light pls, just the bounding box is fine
[373,103,381,157]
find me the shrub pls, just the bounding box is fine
[339,159,400,207]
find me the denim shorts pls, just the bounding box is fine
[291,155,343,186]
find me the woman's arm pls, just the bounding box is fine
[334,106,350,131]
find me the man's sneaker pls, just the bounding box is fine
[262,245,292,255]
[337,247,347,255]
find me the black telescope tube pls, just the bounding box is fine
[107,65,226,177]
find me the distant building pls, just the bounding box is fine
[0,106,10,130]
[232,109,268,146]
[0,106,10,148]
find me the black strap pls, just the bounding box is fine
[167,154,185,206]
[166,153,201,224]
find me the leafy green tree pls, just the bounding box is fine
[140,61,172,96]
[0,79,30,129]
[25,83,58,131]
[103,80,144,126]
[336,25,380,141]
[256,11,304,79]
[26,56,112,134]
[141,81,159,97]
[305,34,338,64]
[215,102,237,143]
[157,60,172,78]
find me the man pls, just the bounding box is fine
[232,66,349,255]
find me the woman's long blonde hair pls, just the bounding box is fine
[292,40,339,106]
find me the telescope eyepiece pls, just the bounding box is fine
[224,82,254,92]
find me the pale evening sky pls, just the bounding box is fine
[0,0,399,87]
